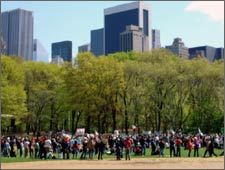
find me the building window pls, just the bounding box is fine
[143,10,149,36]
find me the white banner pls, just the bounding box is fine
[76,128,85,136]
[114,130,119,136]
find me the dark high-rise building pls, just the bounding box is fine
[78,43,91,53]
[152,29,161,49]
[51,41,72,62]
[189,46,224,62]
[215,48,224,60]
[104,1,152,55]
[120,25,148,52]
[166,38,189,58]
[1,9,33,60]
[91,28,104,56]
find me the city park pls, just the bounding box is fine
[0,0,224,168]
[0,48,224,169]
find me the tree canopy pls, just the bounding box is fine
[1,50,224,135]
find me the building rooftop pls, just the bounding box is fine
[104,1,151,15]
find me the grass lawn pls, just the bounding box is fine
[1,147,223,163]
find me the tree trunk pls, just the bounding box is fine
[123,91,129,135]
[134,101,139,133]
[75,111,82,133]
[157,101,163,131]
[112,108,116,131]
[86,115,91,133]
[71,110,76,134]
[97,114,101,133]
[38,119,41,132]
[50,103,54,130]
[112,92,118,132]
[102,116,106,134]
[26,116,30,135]
[145,114,148,131]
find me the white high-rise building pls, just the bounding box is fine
[152,29,161,49]
[33,39,49,63]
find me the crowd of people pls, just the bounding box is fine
[1,130,224,161]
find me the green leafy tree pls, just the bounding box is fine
[1,56,27,133]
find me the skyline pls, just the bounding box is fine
[2,1,224,60]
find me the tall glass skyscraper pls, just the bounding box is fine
[104,1,152,55]
[1,9,33,60]
[51,41,72,62]
[91,28,104,56]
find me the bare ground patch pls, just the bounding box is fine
[2,157,224,169]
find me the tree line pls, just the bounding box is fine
[1,49,224,135]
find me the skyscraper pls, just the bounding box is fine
[152,29,161,48]
[78,43,91,53]
[120,25,149,52]
[104,1,152,55]
[51,41,72,62]
[166,38,189,58]
[91,28,104,56]
[33,39,49,63]
[1,8,33,60]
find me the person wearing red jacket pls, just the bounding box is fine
[187,138,193,157]
[124,137,132,160]
[175,137,182,157]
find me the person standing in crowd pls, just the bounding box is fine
[34,139,39,158]
[3,138,10,157]
[80,137,88,160]
[16,138,21,157]
[53,137,62,159]
[193,137,200,157]
[187,138,193,157]
[61,139,69,159]
[140,135,147,156]
[72,139,79,159]
[169,134,176,157]
[175,136,182,157]
[87,136,95,159]
[29,137,35,158]
[97,136,105,160]
[124,136,132,160]
[203,136,210,157]
[44,137,52,159]
[150,137,156,155]
[208,138,217,157]
[9,138,17,157]
[159,138,165,157]
[115,137,122,160]
[51,138,57,154]
[108,135,115,154]
[39,139,45,159]
[24,139,30,158]
[119,135,125,159]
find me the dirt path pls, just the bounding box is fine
[2,157,224,169]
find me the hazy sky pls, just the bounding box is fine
[2,1,224,59]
